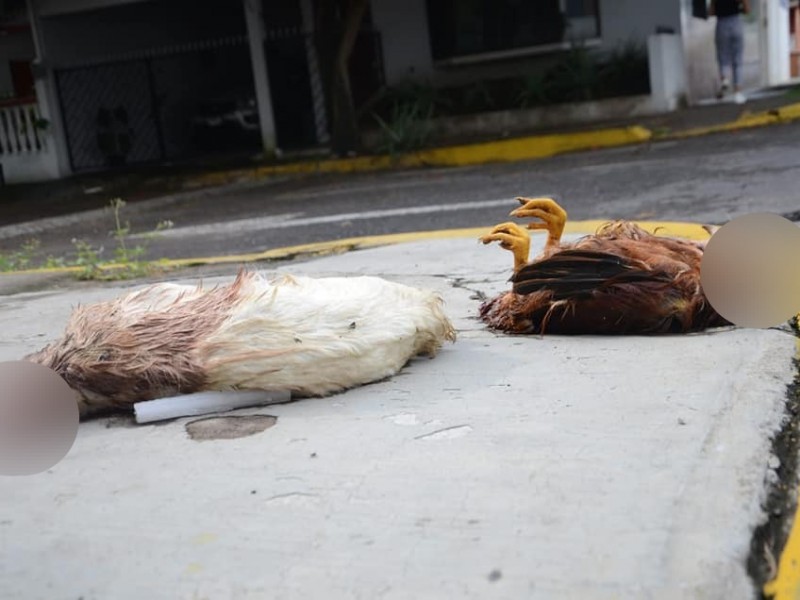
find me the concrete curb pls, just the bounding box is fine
[182,125,653,190]
[662,102,800,140]
[180,100,800,190]
[0,219,714,278]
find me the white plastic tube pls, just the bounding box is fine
[134,389,292,424]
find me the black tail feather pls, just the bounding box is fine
[512,249,672,298]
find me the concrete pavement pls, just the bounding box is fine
[1,228,797,599]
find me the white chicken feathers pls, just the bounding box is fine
[26,269,456,418]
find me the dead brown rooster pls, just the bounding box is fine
[479,197,731,335]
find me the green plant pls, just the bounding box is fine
[139,219,174,241]
[0,239,41,272]
[786,84,800,100]
[462,81,496,113]
[544,45,599,103]
[517,72,551,108]
[70,238,105,280]
[109,198,147,265]
[42,255,67,269]
[596,40,650,97]
[372,96,435,155]
[0,199,174,280]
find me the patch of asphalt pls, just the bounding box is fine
[0,176,294,242]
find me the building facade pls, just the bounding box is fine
[0,0,795,184]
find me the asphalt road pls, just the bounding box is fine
[4,120,800,263]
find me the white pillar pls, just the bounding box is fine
[648,33,689,112]
[761,0,791,86]
[243,0,278,155]
[25,0,72,178]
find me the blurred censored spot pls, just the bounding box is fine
[0,361,79,476]
[701,213,800,329]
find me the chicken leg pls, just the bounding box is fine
[479,222,531,272]
[510,196,568,257]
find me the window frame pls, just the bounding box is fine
[427,0,603,68]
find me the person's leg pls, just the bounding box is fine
[730,15,746,103]
[716,17,733,97]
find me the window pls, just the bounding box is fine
[426,0,601,63]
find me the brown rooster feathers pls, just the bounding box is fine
[479,198,731,335]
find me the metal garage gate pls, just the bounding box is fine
[54,35,263,172]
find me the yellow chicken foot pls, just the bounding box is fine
[479,222,531,272]
[510,196,568,255]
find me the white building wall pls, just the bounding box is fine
[372,0,685,88]
[370,0,435,84]
[598,0,682,49]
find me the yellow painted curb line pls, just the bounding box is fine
[764,497,800,599]
[181,100,800,190]
[184,125,653,189]
[666,101,800,140]
[0,219,712,277]
[764,339,800,600]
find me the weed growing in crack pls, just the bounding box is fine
[0,198,174,281]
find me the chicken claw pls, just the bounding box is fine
[510,196,568,254]
[480,222,531,272]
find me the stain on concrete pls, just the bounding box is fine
[415,424,473,440]
[264,492,320,507]
[185,414,277,441]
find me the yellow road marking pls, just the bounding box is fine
[0,220,712,277]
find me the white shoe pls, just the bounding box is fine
[733,91,746,104]
[717,78,730,99]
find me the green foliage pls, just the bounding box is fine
[0,199,174,281]
[517,72,550,108]
[786,84,800,100]
[517,40,649,108]
[372,88,437,155]
[0,239,41,272]
[70,238,105,281]
[363,40,650,154]
[461,81,496,113]
[596,40,650,98]
[542,45,600,103]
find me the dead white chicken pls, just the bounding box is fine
[26,269,456,419]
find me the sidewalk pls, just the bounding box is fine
[0,230,797,599]
[2,86,799,229]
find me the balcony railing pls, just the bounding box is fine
[0,99,46,156]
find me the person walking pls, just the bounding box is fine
[710,0,750,104]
